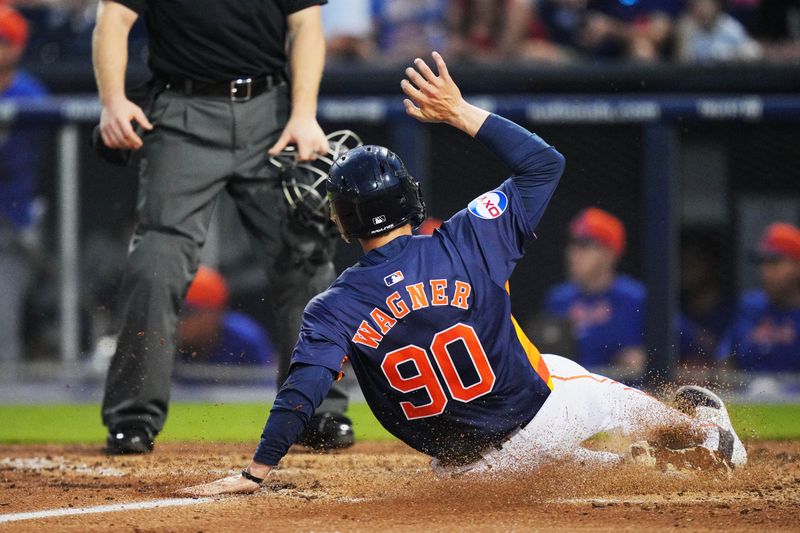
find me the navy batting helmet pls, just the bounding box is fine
[327,145,426,241]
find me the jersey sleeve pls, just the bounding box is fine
[439,179,534,286]
[289,297,349,374]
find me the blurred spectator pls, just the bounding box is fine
[678,229,734,366]
[544,208,646,375]
[749,0,800,62]
[498,0,678,63]
[322,0,374,61]
[717,223,800,372]
[448,0,506,59]
[675,0,762,62]
[461,0,501,53]
[0,4,47,362]
[372,0,450,61]
[497,0,579,63]
[178,266,276,367]
[590,0,681,60]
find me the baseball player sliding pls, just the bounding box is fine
[180,52,746,496]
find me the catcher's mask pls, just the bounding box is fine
[269,130,363,235]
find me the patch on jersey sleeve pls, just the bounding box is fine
[384,270,405,287]
[468,190,509,220]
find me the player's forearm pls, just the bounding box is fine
[92,1,137,105]
[287,7,325,119]
[252,364,335,466]
[476,114,565,229]
[449,101,492,138]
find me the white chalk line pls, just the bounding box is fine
[0,497,213,524]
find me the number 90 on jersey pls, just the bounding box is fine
[380,323,496,420]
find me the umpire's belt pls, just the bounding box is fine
[160,72,284,102]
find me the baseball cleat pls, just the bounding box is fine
[105,426,155,455]
[296,413,355,450]
[674,385,747,468]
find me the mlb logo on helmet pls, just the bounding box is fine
[373,215,387,225]
[468,190,508,220]
[384,271,404,287]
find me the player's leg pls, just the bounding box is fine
[481,354,729,471]
[102,91,234,453]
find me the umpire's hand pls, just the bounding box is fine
[269,115,328,162]
[99,97,153,150]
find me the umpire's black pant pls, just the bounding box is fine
[102,83,347,434]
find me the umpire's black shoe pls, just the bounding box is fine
[105,426,155,455]
[296,413,355,450]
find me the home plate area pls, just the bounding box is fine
[1,441,798,531]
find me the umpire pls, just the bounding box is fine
[93,0,352,454]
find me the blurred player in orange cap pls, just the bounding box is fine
[177,266,275,368]
[544,207,647,376]
[717,222,800,372]
[0,4,27,49]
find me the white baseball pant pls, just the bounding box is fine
[433,354,721,475]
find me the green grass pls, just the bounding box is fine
[727,404,800,441]
[0,403,394,444]
[0,403,798,444]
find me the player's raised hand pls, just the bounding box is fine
[401,52,490,138]
[401,52,461,124]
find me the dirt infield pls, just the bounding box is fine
[1,440,799,532]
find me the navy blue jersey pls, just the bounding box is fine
[292,179,552,462]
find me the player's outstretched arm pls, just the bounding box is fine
[177,364,337,496]
[401,52,490,138]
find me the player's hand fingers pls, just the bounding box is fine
[414,57,439,86]
[432,51,450,80]
[401,79,425,104]
[268,131,292,155]
[132,106,154,131]
[403,98,425,121]
[405,67,433,95]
